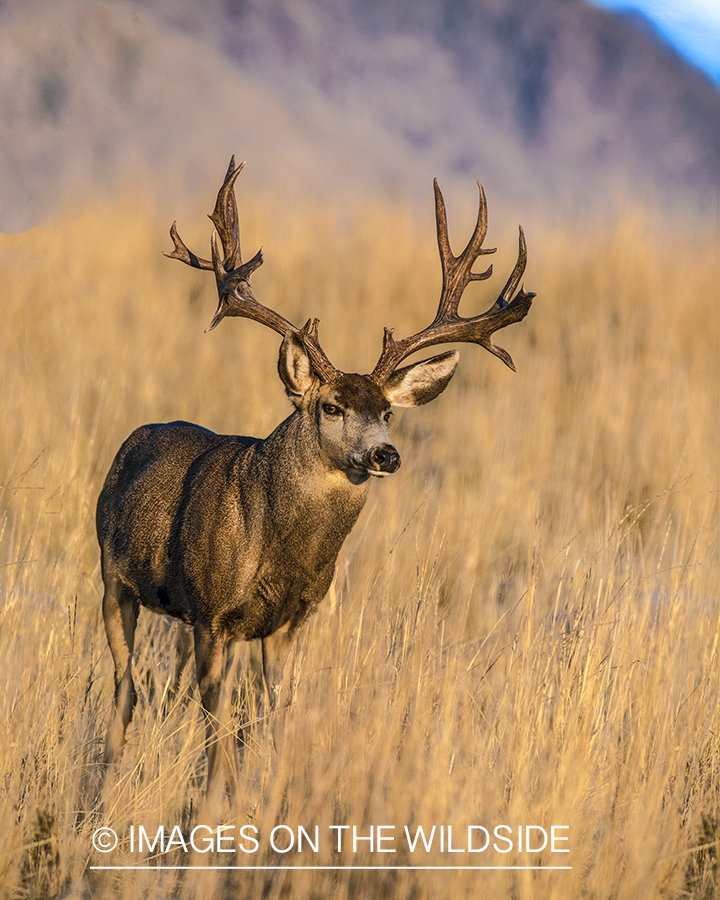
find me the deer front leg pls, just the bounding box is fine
[193,624,238,796]
[261,622,294,712]
[165,625,194,708]
[102,581,140,766]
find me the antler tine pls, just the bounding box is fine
[164,221,214,270]
[370,180,535,383]
[435,179,496,320]
[165,158,246,273]
[209,156,245,270]
[434,179,495,320]
[498,225,528,307]
[165,157,341,383]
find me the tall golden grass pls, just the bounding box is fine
[0,182,717,899]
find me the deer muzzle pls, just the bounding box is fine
[367,444,401,476]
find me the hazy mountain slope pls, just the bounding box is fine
[0,0,717,233]
[196,0,718,205]
[0,0,418,232]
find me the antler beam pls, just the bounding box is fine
[164,157,341,382]
[370,180,535,383]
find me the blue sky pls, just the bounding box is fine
[591,0,720,84]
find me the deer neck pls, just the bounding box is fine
[256,409,370,545]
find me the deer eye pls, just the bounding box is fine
[383,410,392,423]
[323,403,342,417]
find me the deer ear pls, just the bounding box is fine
[384,350,459,407]
[278,332,315,405]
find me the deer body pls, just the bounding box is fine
[98,158,535,792]
[98,384,394,634]
[98,345,455,785]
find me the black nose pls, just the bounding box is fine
[370,444,401,473]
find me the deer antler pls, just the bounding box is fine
[370,180,535,383]
[164,157,341,382]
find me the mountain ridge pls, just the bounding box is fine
[0,0,717,233]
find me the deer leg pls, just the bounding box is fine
[193,625,237,794]
[167,625,194,706]
[102,579,140,765]
[223,639,246,755]
[261,622,294,712]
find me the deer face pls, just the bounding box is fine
[314,374,398,482]
[278,332,459,484]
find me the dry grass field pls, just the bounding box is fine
[0,180,717,899]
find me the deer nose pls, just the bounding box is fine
[369,444,401,473]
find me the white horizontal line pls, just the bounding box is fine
[91,865,572,871]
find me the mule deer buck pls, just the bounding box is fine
[97,157,535,791]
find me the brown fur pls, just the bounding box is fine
[97,348,457,791]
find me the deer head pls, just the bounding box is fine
[164,158,535,481]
